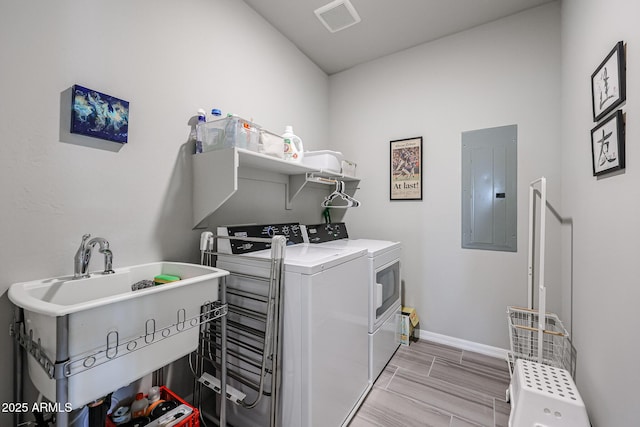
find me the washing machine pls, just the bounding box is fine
[216,223,369,427]
[304,223,402,383]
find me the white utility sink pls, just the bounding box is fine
[9,262,228,409]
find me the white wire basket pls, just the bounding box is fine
[508,306,573,375]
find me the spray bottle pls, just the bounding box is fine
[194,108,206,154]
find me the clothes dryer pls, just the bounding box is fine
[304,223,402,383]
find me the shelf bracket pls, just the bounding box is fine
[287,174,309,210]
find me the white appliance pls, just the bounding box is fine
[216,223,369,427]
[304,223,402,382]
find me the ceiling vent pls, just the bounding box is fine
[314,0,361,33]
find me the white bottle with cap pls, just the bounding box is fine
[282,125,304,162]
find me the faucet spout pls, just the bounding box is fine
[72,235,115,279]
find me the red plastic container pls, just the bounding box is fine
[106,386,200,427]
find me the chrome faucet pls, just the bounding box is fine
[73,234,115,279]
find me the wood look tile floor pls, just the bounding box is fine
[350,340,511,427]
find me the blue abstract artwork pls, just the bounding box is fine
[71,85,129,143]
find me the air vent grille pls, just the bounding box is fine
[314,0,361,33]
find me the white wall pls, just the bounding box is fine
[561,1,640,425]
[329,3,563,349]
[0,0,328,424]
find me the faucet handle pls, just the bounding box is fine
[73,234,92,279]
[77,234,91,253]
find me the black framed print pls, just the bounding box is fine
[591,109,625,176]
[591,41,626,122]
[390,137,422,200]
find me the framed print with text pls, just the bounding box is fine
[390,137,422,200]
[591,41,626,122]
[591,109,625,176]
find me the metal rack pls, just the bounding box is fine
[507,306,572,372]
[195,234,286,427]
[11,292,227,427]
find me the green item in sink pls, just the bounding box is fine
[154,274,181,285]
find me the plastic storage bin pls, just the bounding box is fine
[302,150,343,172]
[341,159,357,177]
[202,115,260,153]
[258,129,285,159]
[107,386,200,427]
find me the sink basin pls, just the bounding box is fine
[9,262,229,409]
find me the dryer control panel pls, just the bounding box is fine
[305,222,349,243]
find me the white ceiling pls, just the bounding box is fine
[242,0,554,75]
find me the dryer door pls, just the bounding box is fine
[373,259,401,330]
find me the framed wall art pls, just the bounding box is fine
[591,109,625,176]
[390,137,422,200]
[71,84,129,143]
[591,41,626,122]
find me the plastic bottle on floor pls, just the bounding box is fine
[131,392,149,419]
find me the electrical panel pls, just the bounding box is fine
[461,124,517,252]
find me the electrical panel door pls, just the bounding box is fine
[461,125,517,252]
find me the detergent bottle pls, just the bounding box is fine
[282,125,304,162]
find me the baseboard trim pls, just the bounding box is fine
[418,329,510,361]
